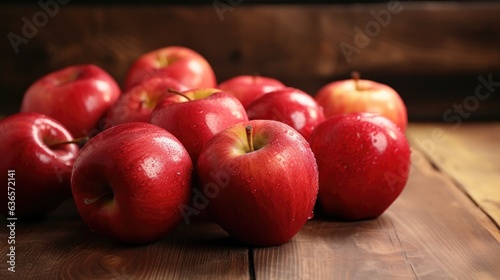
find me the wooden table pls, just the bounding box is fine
[2,123,499,279]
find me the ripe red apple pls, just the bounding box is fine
[20,64,121,137]
[196,120,318,246]
[71,122,192,244]
[125,46,216,91]
[104,77,189,128]
[218,75,285,108]
[150,88,248,163]
[315,72,407,131]
[246,87,325,141]
[309,113,411,220]
[0,112,79,217]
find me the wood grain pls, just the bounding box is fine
[253,149,500,279]
[0,200,249,280]
[408,123,500,228]
[1,3,500,119]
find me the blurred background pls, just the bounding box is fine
[1,0,499,121]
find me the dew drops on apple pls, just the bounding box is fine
[141,157,163,178]
[370,131,387,154]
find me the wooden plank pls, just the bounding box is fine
[408,123,500,228]
[253,148,500,279]
[0,200,250,280]
[1,3,500,119]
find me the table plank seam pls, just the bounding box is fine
[391,225,419,280]
[248,247,256,280]
[410,143,500,231]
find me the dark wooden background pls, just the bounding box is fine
[1,1,500,120]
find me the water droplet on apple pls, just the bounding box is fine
[308,211,314,220]
[251,189,257,194]
[176,172,181,176]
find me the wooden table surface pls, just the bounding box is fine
[1,123,499,280]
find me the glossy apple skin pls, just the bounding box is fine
[310,113,411,220]
[315,79,407,131]
[71,122,192,244]
[196,120,318,246]
[218,75,285,108]
[246,87,325,141]
[125,46,217,91]
[20,64,121,137]
[0,113,79,217]
[150,89,248,163]
[104,77,189,128]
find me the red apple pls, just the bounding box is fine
[218,75,285,108]
[104,77,189,128]
[0,112,79,217]
[71,122,192,244]
[309,113,411,220]
[150,88,248,163]
[315,72,407,131]
[246,87,325,141]
[20,64,121,137]
[196,120,318,246]
[125,46,216,91]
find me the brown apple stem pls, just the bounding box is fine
[83,192,112,205]
[157,55,169,67]
[246,125,254,152]
[351,71,361,91]
[252,72,260,82]
[168,88,191,101]
[48,136,89,148]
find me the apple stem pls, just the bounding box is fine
[246,125,254,152]
[168,88,191,101]
[83,192,112,205]
[252,73,260,82]
[48,136,89,148]
[158,55,169,67]
[351,71,361,91]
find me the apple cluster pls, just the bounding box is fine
[0,46,411,246]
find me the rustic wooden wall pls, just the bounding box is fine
[1,2,500,120]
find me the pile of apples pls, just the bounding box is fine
[0,46,410,246]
